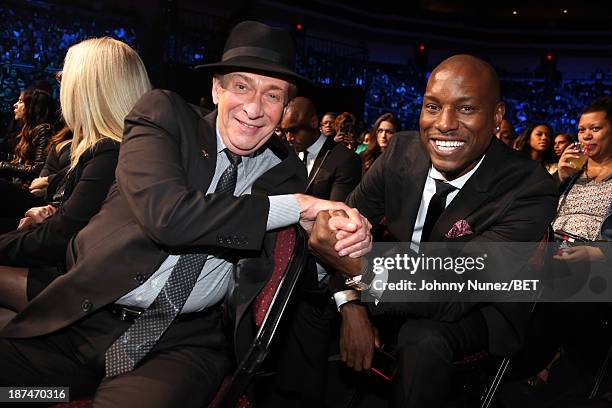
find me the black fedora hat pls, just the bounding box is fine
[195,21,312,87]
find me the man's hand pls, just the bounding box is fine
[294,193,358,233]
[308,210,372,276]
[24,205,57,224]
[340,303,380,371]
[554,246,605,263]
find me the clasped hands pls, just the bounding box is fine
[17,204,57,231]
[294,193,370,277]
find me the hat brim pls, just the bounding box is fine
[195,56,314,89]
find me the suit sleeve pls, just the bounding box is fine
[117,90,270,250]
[328,152,362,202]
[0,144,119,267]
[346,143,390,226]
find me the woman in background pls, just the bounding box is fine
[0,88,54,182]
[362,112,399,173]
[0,37,151,326]
[515,122,555,173]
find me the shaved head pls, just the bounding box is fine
[281,96,320,152]
[286,96,318,123]
[431,55,501,105]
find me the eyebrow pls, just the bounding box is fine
[423,95,480,104]
[229,73,285,93]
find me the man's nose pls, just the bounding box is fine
[435,107,458,133]
[242,94,264,119]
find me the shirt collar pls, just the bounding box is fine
[429,154,486,190]
[215,120,264,162]
[307,134,327,157]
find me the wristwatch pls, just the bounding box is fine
[345,266,375,292]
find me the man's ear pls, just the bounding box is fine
[211,76,221,105]
[495,102,506,129]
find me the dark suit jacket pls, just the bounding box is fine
[1,89,306,362]
[347,131,558,356]
[305,137,362,201]
[0,139,119,267]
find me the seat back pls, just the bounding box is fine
[209,225,308,408]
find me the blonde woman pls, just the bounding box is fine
[0,37,151,321]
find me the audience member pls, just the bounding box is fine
[333,111,358,150]
[361,112,399,172]
[0,125,72,233]
[0,21,369,408]
[0,88,54,181]
[548,132,574,174]
[354,131,369,154]
[320,111,337,138]
[554,97,612,242]
[282,96,362,204]
[0,37,152,328]
[310,54,558,408]
[514,97,612,400]
[515,122,555,173]
[495,118,515,146]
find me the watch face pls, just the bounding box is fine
[346,277,370,292]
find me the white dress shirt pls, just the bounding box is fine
[334,154,486,308]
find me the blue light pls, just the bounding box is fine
[194,53,203,60]
[13,31,20,38]
[114,28,126,38]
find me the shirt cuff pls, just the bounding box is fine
[267,194,300,231]
[333,289,360,311]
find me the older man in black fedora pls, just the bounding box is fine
[0,21,371,407]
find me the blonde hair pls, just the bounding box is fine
[60,37,151,169]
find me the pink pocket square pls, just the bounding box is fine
[445,219,473,239]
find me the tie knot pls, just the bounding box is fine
[434,179,456,197]
[224,149,242,166]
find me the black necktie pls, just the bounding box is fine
[421,179,456,242]
[105,149,242,377]
[302,151,308,165]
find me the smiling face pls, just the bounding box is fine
[529,125,551,153]
[13,92,25,121]
[212,72,290,156]
[578,111,612,162]
[419,58,504,180]
[376,120,396,150]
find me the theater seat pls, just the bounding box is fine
[209,225,308,407]
[51,225,308,408]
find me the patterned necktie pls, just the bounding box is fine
[105,149,242,377]
[421,179,456,242]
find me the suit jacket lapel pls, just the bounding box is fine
[397,140,429,240]
[251,135,306,195]
[197,111,219,189]
[306,136,334,186]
